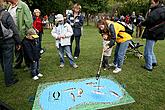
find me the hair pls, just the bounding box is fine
[72,3,81,11]
[97,20,111,40]
[153,0,159,3]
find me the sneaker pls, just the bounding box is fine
[103,68,107,71]
[59,64,64,68]
[40,49,45,54]
[113,68,122,73]
[38,73,43,77]
[74,56,78,59]
[109,63,117,67]
[73,64,78,68]
[33,76,39,80]
[64,55,67,58]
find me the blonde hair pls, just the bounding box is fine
[72,3,81,11]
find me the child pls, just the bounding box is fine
[22,28,43,80]
[102,34,113,70]
[51,14,78,68]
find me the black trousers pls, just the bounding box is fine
[102,56,109,68]
[70,35,81,57]
[0,38,15,85]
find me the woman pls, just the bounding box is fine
[141,0,165,71]
[67,3,84,59]
[97,20,132,73]
[33,9,44,54]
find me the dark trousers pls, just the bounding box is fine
[102,56,109,68]
[30,60,39,77]
[71,35,81,57]
[15,43,30,68]
[0,38,15,85]
[38,32,43,50]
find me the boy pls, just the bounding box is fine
[51,14,78,68]
[22,28,43,80]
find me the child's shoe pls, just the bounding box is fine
[38,73,43,77]
[33,76,39,80]
[113,68,122,73]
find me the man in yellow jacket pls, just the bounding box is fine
[97,20,132,73]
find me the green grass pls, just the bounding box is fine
[0,25,165,110]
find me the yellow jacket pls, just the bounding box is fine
[106,20,132,43]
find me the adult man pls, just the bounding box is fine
[0,5,21,87]
[6,0,33,69]
[141,0,165,71]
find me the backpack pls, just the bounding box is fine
[0,11,13,40]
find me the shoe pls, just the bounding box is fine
[73,64,78,68]
[103,68,107,71]
[38,73,43,77]
[141,66,152,71]
[109,63,117,68]
[6,79,19,87]
[33,76,39,80]
[74,56,78,59]
[152,63,157,67]
[59,64,64,68]
[23,67,30,71]
[64,55,67,58]
[113,68,122,73]
[40,49,45,54]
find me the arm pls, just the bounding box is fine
[51,27,60,39]
[64,24,73,38]
[108,24,116,48]
[23,3,33,29]
[6,12,21,45]
[74,15,84,28]
[22,41,33,62]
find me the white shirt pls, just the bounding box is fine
[8,5,18,26]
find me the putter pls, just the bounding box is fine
[96,49,104,90]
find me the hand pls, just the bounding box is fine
[103,46,109,52]
[16,45,21,50]
[108,39,115,48]
[59,35,65,39]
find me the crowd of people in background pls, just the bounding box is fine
[0,0,164,87]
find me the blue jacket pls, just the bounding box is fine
[22,38,40,62]
[67,13,84,37]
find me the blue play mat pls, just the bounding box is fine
[32,77,135,110]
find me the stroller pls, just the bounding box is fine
[126,40,143,59]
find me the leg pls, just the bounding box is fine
[57,44,65,65]
[30,61,38,77]
[70,35,74,54]
[64,46,75,65]
[3,39,16,85]
[0,46,4,72]
[74,36,81,57]
[116,40,130,68]
[113,43,120,65]
[15,45,23,68]
[144,40,156,69]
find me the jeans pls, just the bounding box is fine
[71,35,81,57]
[58,44,75,65]
[144,40,157,69]
[113,40,130,68]
[30,60,39,77]
[0,38,15,85]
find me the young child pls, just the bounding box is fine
[51,14,78,68]
[22,28,43,80]
[102,34,113,70]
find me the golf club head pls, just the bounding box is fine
[96,74,100,80]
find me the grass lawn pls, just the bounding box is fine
[0,24,165,110]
